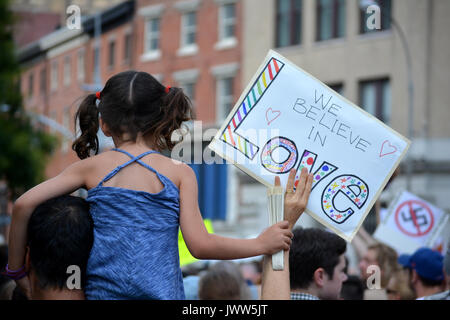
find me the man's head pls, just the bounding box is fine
[198,261,251,300]
[444,243,450,290]
[404,248,444,290]
[26,195,93,296]
[359,243,398,288]
[289,228,348,300]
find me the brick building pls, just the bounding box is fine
[17,0,244,226]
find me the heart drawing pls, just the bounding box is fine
[379,140,398,158]
[265,108,281,126]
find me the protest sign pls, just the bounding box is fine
[208,50,410,241]
[374,190,450,254]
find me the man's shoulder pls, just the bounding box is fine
[422,290,450,300]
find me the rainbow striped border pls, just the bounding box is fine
[220,57,285,160]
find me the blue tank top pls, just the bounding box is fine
[84,148,185,300]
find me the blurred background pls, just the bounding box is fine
[1,0,449,262]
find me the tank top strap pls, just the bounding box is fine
[96,148,162,187]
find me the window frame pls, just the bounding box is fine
[275,0,302,48]
[218,3,236,42]
[144,17,161,54]
[359,78,391,124]
[63,55,71,87]
[180,11,197,49]
[77,49,85,82]
[50,60,58,92]
[359,0,392,34]
[316,0,346,42]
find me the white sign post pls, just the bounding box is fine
[208,50,410,242]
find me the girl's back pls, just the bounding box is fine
[8,70,297,301]
[85,147,185,299]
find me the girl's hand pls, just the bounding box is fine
[15,276,32,299]
[276,167,313,230]
[256,221,293,255]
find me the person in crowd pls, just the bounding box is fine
[399,247,445,299]
[8,71,298,300]
[0,245,15,300]
[340,275,365,300]
[3,196,93,300]
[198,261,252,300]
[386,269,416,300]
[288,228,348,300]
[260,168,313,300]
[359,242,398,299]
[25,196,93,299]
[240,260,262,299]
[422,242,450,300]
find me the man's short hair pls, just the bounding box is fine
[289,228,347,290]
[27,195,93,290]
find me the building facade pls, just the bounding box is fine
[241,0,450,231]
[17,0,246,232]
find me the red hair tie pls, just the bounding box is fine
[165,86,171,93]
[95,91,101,100]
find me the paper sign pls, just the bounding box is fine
[374,190,450,254]
[208,50,410,241]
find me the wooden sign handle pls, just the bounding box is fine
[267,186,285,270]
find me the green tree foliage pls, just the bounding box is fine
[0,0,56,199]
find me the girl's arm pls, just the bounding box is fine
[8,160,89,270]
[178,164,293,260]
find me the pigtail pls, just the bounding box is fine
[72,93,100,159]
[150,87,192,151]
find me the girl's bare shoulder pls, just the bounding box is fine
[153,154,194,187]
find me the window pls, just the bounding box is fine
[218,3,236,41]
[28,72,34,98]
[216,77,234,122]
[316,0,346,41]
[108,40,115,69]
[190,161,228,220]
[92,46,99,79]
[77,50,85,82]
[124,33,132,63]
[40,67,46,95]
[62,106,70,153]
[63,56,71,86]
[359,79,391,124]
[328,83,344,95]
[181,11,197,48]
[173,68,199,116]
[182,82,195,103]
[50,61,58,92]
[360,0,392,33]
[144,17,160,53]
[275,0,302,48]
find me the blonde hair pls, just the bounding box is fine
[368,243,399,288]
[390,269,416,300]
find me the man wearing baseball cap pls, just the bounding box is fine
[399,247,445,299]
[422,242,450,300]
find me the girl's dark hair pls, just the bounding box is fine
[72,71,192,159]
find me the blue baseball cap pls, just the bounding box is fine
[402,247,444,282]
[398,254,411,268]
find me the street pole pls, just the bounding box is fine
[359,0,415,191]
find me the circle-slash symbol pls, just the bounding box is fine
[394,200,434,237]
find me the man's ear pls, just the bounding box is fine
[313,268,326,288]
[25,246,31,273]
[99,117,112,137]
[411,269,418,284]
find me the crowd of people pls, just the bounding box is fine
[0,173,447,300]
[0,70,448,300]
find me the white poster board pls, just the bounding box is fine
[374,190,450,254]
[208,50,410,241]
